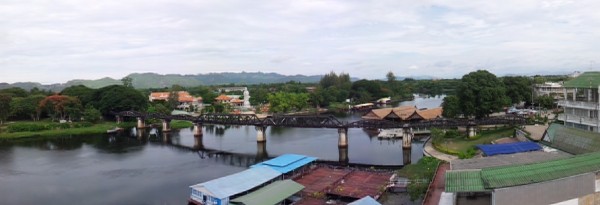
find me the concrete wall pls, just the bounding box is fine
[493,173,595,205]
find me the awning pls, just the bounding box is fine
[230,180,304,205]
[348,196,382,205]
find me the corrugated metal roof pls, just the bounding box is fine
[450,151,570,170]
[445,170,486,192]
[544,123,600,154]
[348,196,382,205]
[190,167,281,199]
[563,72,600,88]
[230,180,304,205]
[250,154,317,174]
[481,151,600,189]
[476,142,542,156]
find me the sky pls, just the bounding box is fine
[1,0,599,83]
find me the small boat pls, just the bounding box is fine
[107,127,124,134]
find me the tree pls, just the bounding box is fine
[82,105,102,123]
[0,87,29,98]
[10,95,45,121]
[38,94,82,121]
[442,95,460,118]
[147,103,171,115]
[0,94,12,125]
[91,85,148,116]
[502,76,532,105]
[351,80,386,102]
[121,77,133,88]
[386,71,396,83]
[268,92,309,113]
[60,85,96,106]
[458,70,509,118]
[535,95,555,109]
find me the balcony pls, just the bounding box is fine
[558,100,599,110]
[558,114,600,127]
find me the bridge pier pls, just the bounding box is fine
[136,128,145,140]
[256,142,268,161]
[338,146,349,165]
[116,115,122,124]
[403,148,412,165]
[193,123,203,136]
[162,119,171,132]
[193,134,204,150]
[338,128,348,147]
[162,132,171,143]
[256,126,267,142]
[402,126,413,149]
[137,117,146,129]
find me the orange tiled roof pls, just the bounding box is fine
[362,106,442,121]
[215,94,233,101]
[231,98,244,103]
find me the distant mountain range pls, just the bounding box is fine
[0,72,332,92]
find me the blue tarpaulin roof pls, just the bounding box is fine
[348,196,382,205]
[190,166,281,199]
[476,142,542,156]
[250,154,317,174]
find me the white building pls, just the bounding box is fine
[558,72,600,132]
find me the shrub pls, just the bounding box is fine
[7,123,49,133]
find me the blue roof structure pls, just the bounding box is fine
[250,154,317,174]
[476,142,542,156]
[190,166,281,199]
[348,196,382,205]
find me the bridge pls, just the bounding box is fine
[114,111,526,149]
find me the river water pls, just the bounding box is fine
[0,95,443,205]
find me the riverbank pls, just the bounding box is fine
[0,120,193,140]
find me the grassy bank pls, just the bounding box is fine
[0,120,193,140]
[432,127,515,158]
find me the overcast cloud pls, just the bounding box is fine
[1,0,599,83]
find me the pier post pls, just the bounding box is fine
[256,126,267,142]
[116,115,122,124]
[162,119,171,132]
[136,117,145,129]
[338,128,348,147]
[193,123,203,136]
[402,126,412,149]
[338,146,349,165]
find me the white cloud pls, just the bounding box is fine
[1,0,600,83]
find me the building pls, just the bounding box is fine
[557,72,600,132]
[250,154,317,177]
[229,180,305,205]
[534,82,564,99]
[149,91,202,110]
[361,106,443,121]
[189,166,281,205]
[214,94,233,104]
[445,151,600,205]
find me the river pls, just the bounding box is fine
[0,95,443,205]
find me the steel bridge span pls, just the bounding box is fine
[113,111,526,149]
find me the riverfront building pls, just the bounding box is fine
[534,82,564,99]
[558,72,600,132]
